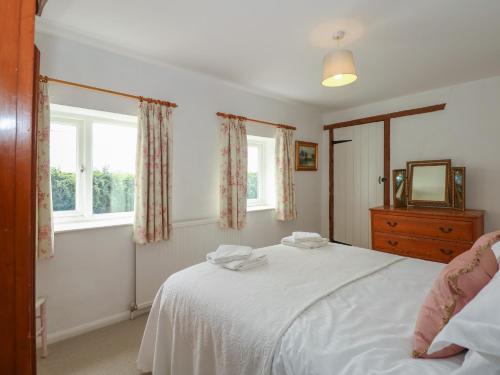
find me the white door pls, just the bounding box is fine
[333,123,384,248]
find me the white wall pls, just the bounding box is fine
[35,32,323,341]
[320,75,500,236]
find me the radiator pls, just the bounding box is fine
[132,218,241,314]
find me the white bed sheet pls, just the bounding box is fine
[137,244,401,375]
[272,256,465,375]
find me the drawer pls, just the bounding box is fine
[372,232,471,263]
[372,214,473,242]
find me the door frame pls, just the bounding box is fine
[0,0,37,373]
[324,104,447,242]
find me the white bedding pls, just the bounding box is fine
[272,255,465,375]
[138,244,466,375]
[138,244,400,374]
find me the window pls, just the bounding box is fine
[247,135,276,209]
[247,143,262,202]
[50,104,137,224]
[50,120,79,212]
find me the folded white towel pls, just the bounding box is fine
[206,245,253,264]
[292,232,323,242]
[281,236,330,249]
[206,252,251,264]
[222,254,268,271]
[215,244,252,258]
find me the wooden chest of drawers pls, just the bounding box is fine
[370,206,484,263]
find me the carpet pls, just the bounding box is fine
[37,314,150,375]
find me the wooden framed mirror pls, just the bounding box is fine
[406,159,451,207]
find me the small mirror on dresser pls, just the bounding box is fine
[392,159,466,209]
[392,169,407,208]
[452,167,466,211]
[407,159,451,207]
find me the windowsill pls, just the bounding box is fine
[54,206,275,233]
[247,205,275,212]
[54,217,133,233]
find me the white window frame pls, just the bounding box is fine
[50,116,84,219]
[247,139,265,207]
[246,135,276,209]
[50,104,137,225]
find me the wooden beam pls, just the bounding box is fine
[329,129,334,241]
[384,119,390,206]
[323,103,446,130]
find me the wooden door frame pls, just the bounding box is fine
[325,104,446,241]
[0,0,38,373]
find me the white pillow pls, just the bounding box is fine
[428,268,500,356]
[450,350,500,375]
[493,241,500,262]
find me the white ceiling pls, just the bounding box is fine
[38,0,500,112]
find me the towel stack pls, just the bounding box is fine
[207,245,268,271]
[281,232,330,249]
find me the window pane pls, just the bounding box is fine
[92,122,136,214]
[50,122,77,211]
[247,146,259,200]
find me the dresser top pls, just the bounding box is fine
[370,205,485,218]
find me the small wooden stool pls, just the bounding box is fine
[36,297,48,358]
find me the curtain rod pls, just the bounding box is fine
[216,112,296,130]
[39,75,178,108]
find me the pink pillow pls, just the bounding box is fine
[412,231,500,359]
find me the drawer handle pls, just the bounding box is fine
[440,248,454,256]
[387,240,399,247]
[386,221,398,228]
[439,227,453,234]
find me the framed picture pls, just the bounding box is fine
[295,141,318,171]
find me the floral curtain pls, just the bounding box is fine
[36,80,54,259]
[134,102,172,244]
[275,127,297,221]
[219,116,247,229]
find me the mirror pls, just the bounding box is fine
[407,159,451,207]
[392,169,407,208]
[452,167,466,210]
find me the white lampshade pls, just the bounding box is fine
[322,49,357,87]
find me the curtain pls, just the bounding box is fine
[275,127,297,221]
[219,116,247,229]
[36,81,54,259]
[134,102,172,244]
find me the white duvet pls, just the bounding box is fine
[138,244,465,375]
[272,254,465,375]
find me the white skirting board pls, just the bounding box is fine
[38,311,130,347]
[134,218,242,311]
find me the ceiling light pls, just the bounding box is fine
[322,31,357,87]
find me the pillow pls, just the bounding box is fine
[428,268,500,356]
[473,230,500,253]
[412,231,500,359]
[493,241,500,262]
[449,350,500,375]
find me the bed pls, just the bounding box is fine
[137,243,465,375]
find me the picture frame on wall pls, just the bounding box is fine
[295,141,318,171]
